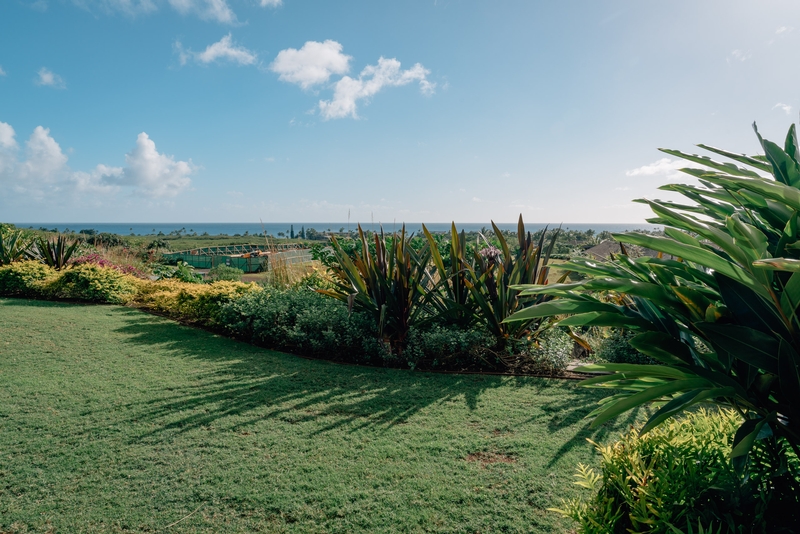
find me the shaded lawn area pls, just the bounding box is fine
[0,298,639,533]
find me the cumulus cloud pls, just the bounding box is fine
[35,67,65,88]
[270,40,351,89]
[774,102,793,115]
[0,121,194,200]
[178,34,257,66]
[318,57,434,119]
[112,132,194,197]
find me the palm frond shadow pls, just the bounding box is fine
[106,310,524,438]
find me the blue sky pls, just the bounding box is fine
[1,0,799,224]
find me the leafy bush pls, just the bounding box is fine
[402,323,495,370]
[553,409,800,533]
[70,253,148,278]
[0,261,57,297]
[51,264,141,304]
[219,288,386,363]
[207,264,244,282]
[136,280,261,324]
[152,261,203,283]
[593,328,655,365]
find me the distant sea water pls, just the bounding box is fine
[15,222,662,237]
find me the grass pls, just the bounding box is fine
[0,298,641,533]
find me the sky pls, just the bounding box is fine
[1,0,800,224]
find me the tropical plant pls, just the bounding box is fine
[422,223,477,328]
[507,122,800,466]
[552,408,799,533]
[318,224,432,354]
[30,235,79,270]
[0,228,33,266]
[467,217,563,346]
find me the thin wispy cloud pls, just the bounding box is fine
[774,103,793,116]
[270,40,351,90]
[35,67,65,88]
[0,66,6,76]
[626,158,704,181]
[176,34,257,66]
[259,0,281,5]
[776,26,794,35]
[727,49,752,63]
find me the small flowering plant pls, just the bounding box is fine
[70,253,147,278]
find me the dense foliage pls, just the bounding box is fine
[509,123,800,472]
[554,409,799,533]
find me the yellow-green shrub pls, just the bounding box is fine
[51,264,142,304]
[135,279,262,324]
[0,261,58,297]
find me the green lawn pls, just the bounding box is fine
[0,299,639,533]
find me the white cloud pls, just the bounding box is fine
[0,122,15,150]
[0,66,6,76]
[167,0,235,23]
[0,122,18,175]
[774,102,793,115]
[0,122,193,200]
[319,57,434,119]
[259,0,281,5]
[71,0,234,23]
[21,126,69,180]
[178,34,257,66]
[728,49,752,63]
[625,157,704,181]
[35,67,65,88]
[270,40,351,90]
[776,26,794,34]
[111,133,194,197]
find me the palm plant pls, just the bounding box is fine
[468,216,562,346]
[0,229,33,266]
[507,123,800,463]
[31,235,80,270]
[318,224,432,354]
[422,223,477,328]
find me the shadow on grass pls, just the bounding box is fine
[89,305,631,455]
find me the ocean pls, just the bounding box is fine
[14,222,661,237]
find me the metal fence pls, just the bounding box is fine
[162,244,313,273]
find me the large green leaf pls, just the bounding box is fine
[614,232,768,298]
[696,323,780,375]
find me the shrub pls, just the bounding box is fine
[553,409,800,533]
[70,253,148,278]
[51,264,141,304]
[593,328,655,365]
[207,264,244,282]
[402,323,495,370]
[219,288,386,363]
[136,279,261,324]
[0,261,57,297]
[152,261,203,283]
